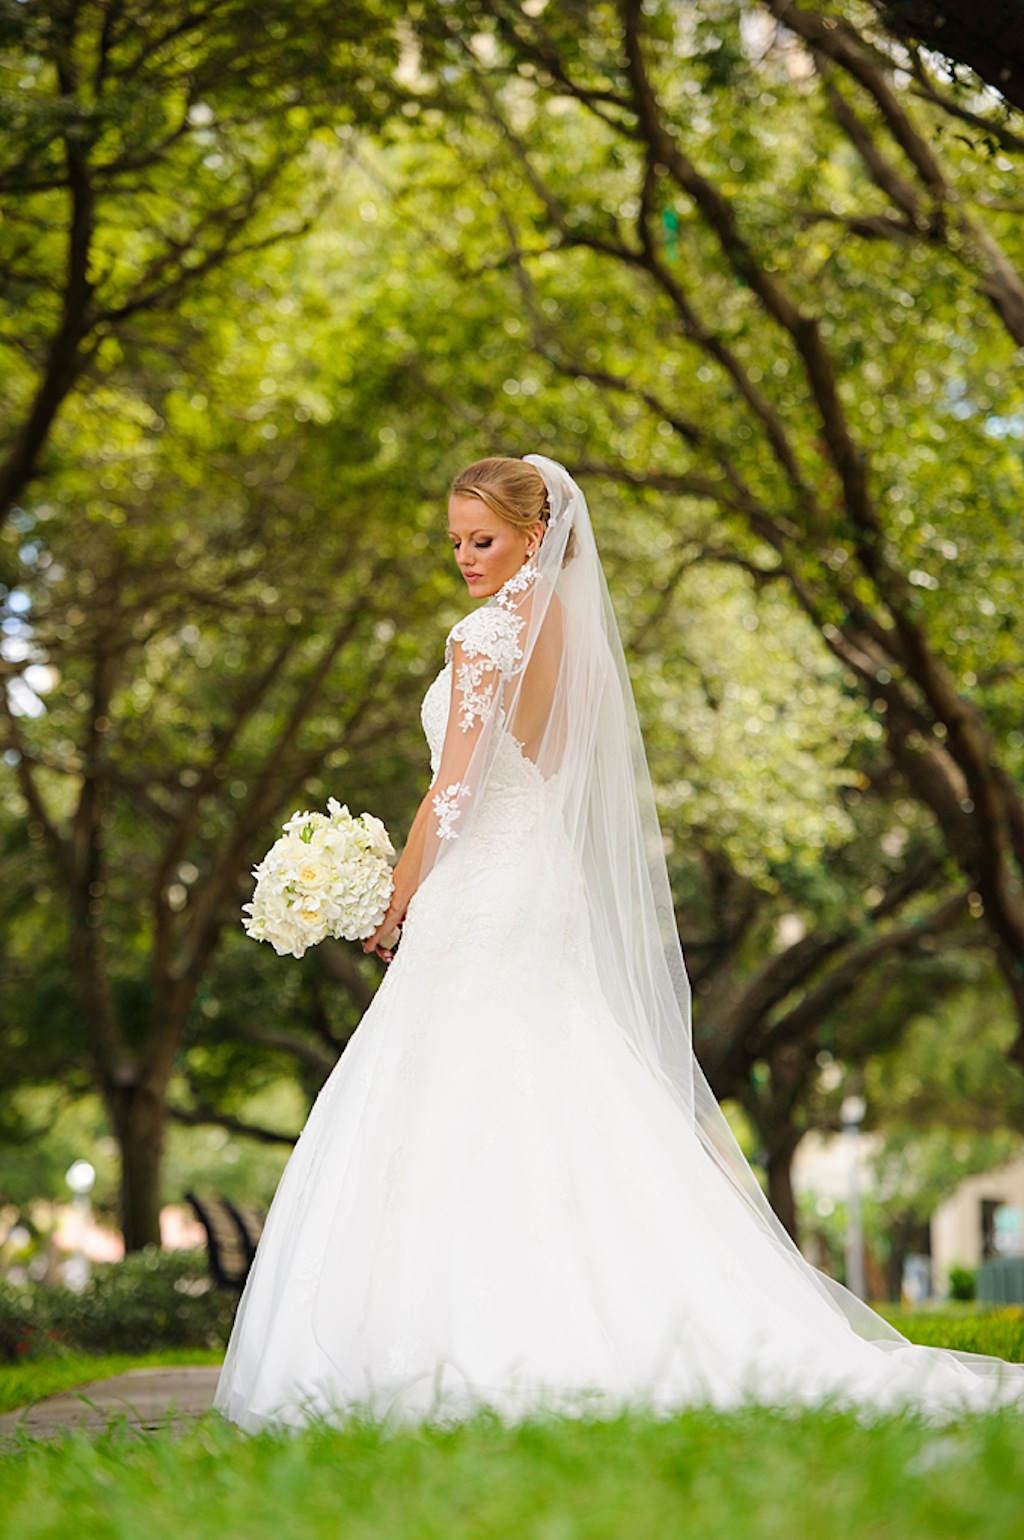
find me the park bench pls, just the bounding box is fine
[185,1191,265,1292]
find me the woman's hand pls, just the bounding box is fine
[361,815,425,962]
[362,897,407,962]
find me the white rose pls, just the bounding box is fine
[359,812,395,861]
[292,854,333,892]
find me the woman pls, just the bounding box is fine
[215,454,1024,1430]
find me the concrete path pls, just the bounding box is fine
[0,1365,222,1447]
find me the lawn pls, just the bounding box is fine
[1,1402,1024,1540]
[1,1313,1023,1540]
[881,1306,1024,1363]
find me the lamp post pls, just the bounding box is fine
[841,1095,867,1301]
[64,1159,96,1293]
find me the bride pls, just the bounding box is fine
[214,453,1024,1430]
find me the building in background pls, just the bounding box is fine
[931,1154,1024,1299]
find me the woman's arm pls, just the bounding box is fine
[361,792,434,960]
[361,626,506,960]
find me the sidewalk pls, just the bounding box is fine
[0,1366,222,1447]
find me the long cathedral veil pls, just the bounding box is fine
[413,452,1005,1365]
[239,447,1024,1425]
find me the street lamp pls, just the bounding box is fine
[841,1095,867,1301]
[64,1159,96,1292]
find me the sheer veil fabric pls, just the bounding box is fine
[214,455,1024,1432]
[411,457,872,1334]
[413,453,1020,1363]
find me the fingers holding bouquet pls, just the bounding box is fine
[362,902,405,963]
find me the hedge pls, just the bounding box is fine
[0,1248,237,1362]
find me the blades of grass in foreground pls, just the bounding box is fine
[1,1404,1024,1540]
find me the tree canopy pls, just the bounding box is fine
[2,0,1023,1253]
[397,0,1024,1065]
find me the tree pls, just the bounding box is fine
[8,0,1024,1251]
[0,176,464,1247]
[405,0,1024,1069]
[871,1,1024,113]
[0,0,400,541]
[298,120,1003,1243]
[696,874,972,1239]
[866,984,1024,1293]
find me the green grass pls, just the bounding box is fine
[880,1307,1024,1363]
[0,1349,224,1416]
[2,1315,1023,1539]
[2,1404,1024,1539]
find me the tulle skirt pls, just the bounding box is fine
[214,814,1024,1431]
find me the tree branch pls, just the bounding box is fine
[762,890,971,1054]
[168,1102,299,1147]
[620,0,878,550]
[221,1023,337,1079]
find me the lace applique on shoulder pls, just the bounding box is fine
[444,560,538,735]
[429,559,539,837]
[444,600,519,675]
[432,780,470,840]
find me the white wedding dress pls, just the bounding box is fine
[214,459,1024,1433]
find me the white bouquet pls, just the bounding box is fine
[242,798,395,959]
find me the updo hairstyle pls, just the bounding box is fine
[451,455,547,530]
[450,456,575,561]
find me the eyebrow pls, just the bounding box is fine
[447,529,492,538]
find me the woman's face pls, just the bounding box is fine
[447,495,542,598]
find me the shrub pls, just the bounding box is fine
[947,1264,978,1302]
[0,1282,47,1364]
[0,1248,237,1361]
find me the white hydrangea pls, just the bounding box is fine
[242,797,395,959]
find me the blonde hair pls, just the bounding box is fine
[451,456,548,527]
[451,456,574,559]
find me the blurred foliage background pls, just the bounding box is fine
[1,0,1023,1301]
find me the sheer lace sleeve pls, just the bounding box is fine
[430,604,523,841]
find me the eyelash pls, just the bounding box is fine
[451,538,492,550]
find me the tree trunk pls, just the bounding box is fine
[767,1141,800,1246]
[875,0,1024,113]
[0,314,90,531]
[885,1212,915,1304]
[106,1079,169,1252]
[996,939,1024,1074]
